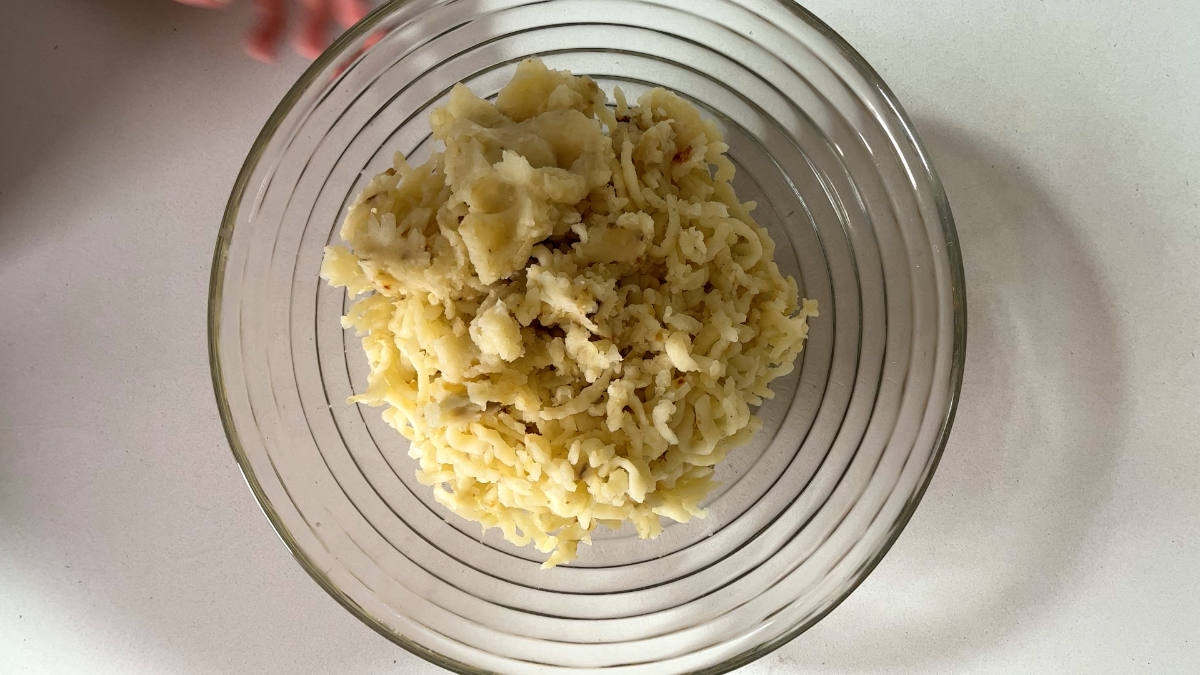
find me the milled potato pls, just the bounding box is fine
[321,59,817,567]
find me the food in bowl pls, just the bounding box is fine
[321,59,817,567]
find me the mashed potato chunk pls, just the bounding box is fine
[321,59,816,567]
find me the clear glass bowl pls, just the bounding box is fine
[208,1,966,672]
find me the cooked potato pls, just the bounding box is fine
[322,59,816,567]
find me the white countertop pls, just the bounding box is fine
[3,1,1198,672]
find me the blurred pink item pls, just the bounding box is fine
[173,0,368,62]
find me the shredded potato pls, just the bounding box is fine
[321,59,817,567]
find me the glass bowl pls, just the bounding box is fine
[208,0,966,672]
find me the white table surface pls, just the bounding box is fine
[3,1,1198,672]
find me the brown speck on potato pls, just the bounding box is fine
[673,147,692,163]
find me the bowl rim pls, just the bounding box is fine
[207,1,967,672]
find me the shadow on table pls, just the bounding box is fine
[0,0,273,261]
[779,117,1130,671]
[0,2,390,672]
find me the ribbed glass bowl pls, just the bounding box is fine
[209,1,966,672]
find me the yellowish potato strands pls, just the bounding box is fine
[321,59,817,567]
